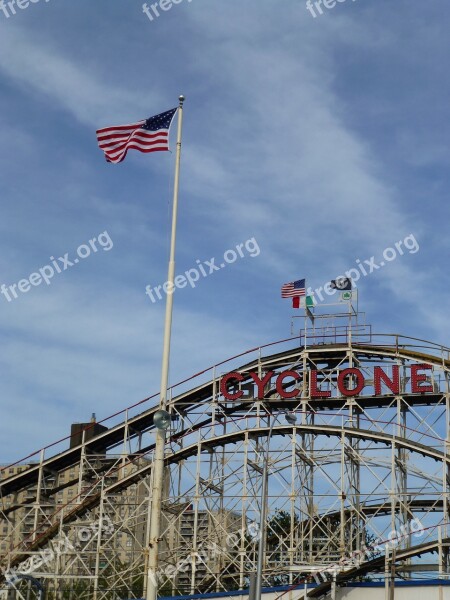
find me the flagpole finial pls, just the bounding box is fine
[179,95,185,106]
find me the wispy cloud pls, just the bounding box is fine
[0,0,448,458]
[0,26,157,126]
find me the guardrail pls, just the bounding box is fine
[1,332,449,473]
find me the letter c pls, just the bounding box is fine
[220,372,244,400]
[276,370,301,398]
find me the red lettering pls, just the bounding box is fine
[276,370,301,398]
[220,372,244,400]
[250,371,275,399]
[411,364,433,394]
[310,370,331,398]
[338,368,365,397]
[374,366,400,395]
[222,364,434,401]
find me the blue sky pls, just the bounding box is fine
[0,0,449,462]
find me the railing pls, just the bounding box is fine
[1,331,449,474]
[299,324,373,346]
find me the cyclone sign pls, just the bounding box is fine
[220,364,434,400]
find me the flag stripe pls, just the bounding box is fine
[101,132,170,163]
[99,131,169,154]
[281,289,306,298]
[100,132,169,155]
[98,131,143,143]
[96,121,145,136]
[96,125,146,143]
[105,142,170,164]
[98,130,168,148]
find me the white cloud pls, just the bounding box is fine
[0,281,261,460]
[0,0,448,462]
[0,26,157,126]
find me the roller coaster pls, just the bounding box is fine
[1,308,450,599]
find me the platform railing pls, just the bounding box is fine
[1,331,449,475]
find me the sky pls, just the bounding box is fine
[0,0,449,463]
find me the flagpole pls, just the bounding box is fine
[146,94,185,600]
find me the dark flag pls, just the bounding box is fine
[330,277,352,291]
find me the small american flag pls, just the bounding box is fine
[281,279,306,298]
[96,108,177,164]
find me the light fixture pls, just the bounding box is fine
[153,409,171,431]
[284,411,297,425]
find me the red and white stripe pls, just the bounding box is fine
[281,283,306,298]
[96,121,170,164]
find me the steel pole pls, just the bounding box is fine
[254,416,278,600]
[145,95,185,600]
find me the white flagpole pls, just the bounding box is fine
[146,94,185,600]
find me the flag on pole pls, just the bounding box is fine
[96,108,177,164]
[281,279,306,308]
[281,279,306,298]
[300,295,316,309]
[339,289,357,303]
[330,277,352,291]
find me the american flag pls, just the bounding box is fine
[96,108,177,164]
[281,279,306,298]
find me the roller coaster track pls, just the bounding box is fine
[2,424,449,573]
[1,336,449,498]
[302,536,450,598]
[1,333,450,598]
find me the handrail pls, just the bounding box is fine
[1,332,449,472]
